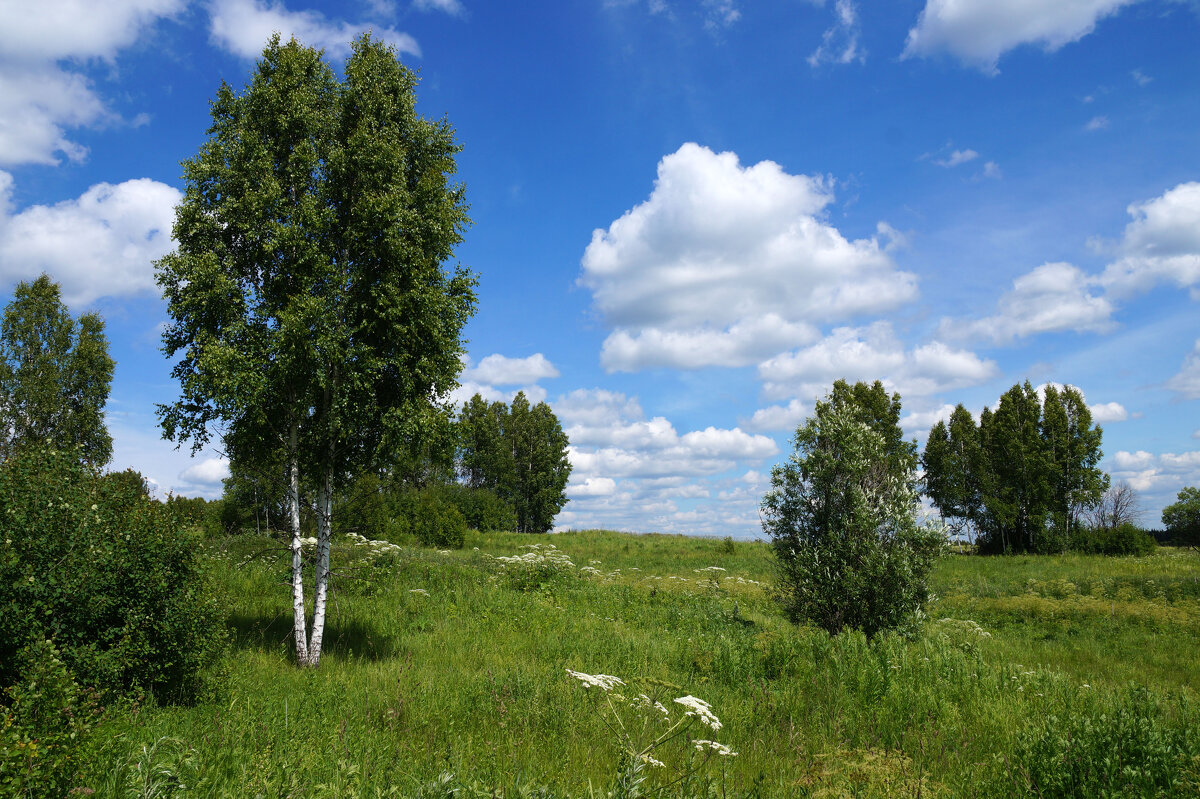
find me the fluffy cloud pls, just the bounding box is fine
[808,0,864,67]
[1108,449,1200,494]
[557,389,776,482]
[758,322,997,401]
[568,477,618,498]
[742,399,809,433]
[940,262,1113,344]
[900,403,959,438]
[1101,182,1200,298]
[180,457,232,486]
[207,0,420,60]
[0,0,183,166]
[1165,339,1200,399]
[903,0,1141,72]
[1089,401,1128,422]
[463,353,559,385]
[936,149,978,168]
[580,143,917,371]
[0,172,180,305]
[448,380,546,407]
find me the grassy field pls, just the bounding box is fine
[80,531,1200,797]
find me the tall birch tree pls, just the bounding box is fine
[157,34,475,667]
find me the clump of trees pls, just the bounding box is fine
[0,275,113,465]
[761,380,944,638]
[1162,486,1200,547]
[458,391,572,533]
[923,382,1108,554]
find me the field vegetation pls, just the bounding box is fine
[64,529,1200,798]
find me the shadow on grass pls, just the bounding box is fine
[226,610,398,661]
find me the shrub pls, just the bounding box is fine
[0,639,98,799]
[1070,522,1156,556]
[0,446,226,702]
[1162,487,1200,547]
[435,484,516,532]
[408,490,468,549]
[762,381,945,638]
[164,494,209,528]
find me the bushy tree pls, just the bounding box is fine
[762,380,944,637]
[0,275,113,465]
[455,391,571,533]
[1162,486,1200,547]
[0,447,225,702]
[156,35,475,667]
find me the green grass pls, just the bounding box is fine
[76,533,1200,798]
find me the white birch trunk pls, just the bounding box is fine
[288,425,311,666]
[308,467,333,667]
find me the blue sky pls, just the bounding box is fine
[1,0,1198,537]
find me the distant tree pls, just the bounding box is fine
[454,391,571,533]
[923,382,1107,555]
[1162,486,1200,547]
[507,391,572,533]
[0,275,113,465]
[762,380,944,638]
[1087,481,1143,532]
[922,405,983,544]
[156,35,476,667]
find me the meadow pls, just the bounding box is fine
[81,531,1200,798]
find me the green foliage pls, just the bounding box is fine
[407,490,468,550]
[1,639,98,799]
[456,391,571,533]
[434,484,517,532]
[923,383,1107,555]
[0,274,114,466]
[1012,684,1200,798]
[1070,522,1156,556]
[0,447,226,702]
[1162,486,1200,547]
[763,380,944,637]
[163,495,210,528]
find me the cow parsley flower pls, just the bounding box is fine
[693,740,737,756]
[566,669,625,691]
[674,695,721,730]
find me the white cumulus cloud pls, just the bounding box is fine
[463,353,559,385]
[1089,401,1128,422]
[0,0,184,166]
[758,322,997,402]
[903,0,1141,73]
[1101,182,1200,298]
[579,143,917,372]
[180,457,231,486]
[940,262,1114,344]
[207,0,420,60]
[0,171,180,305]
[742,399,809,433]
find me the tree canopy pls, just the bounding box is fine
[0,274,113,465]
[457,391,572,533]
[156,34,476,666]
[762,380,943,637]
[922,382,1107,554]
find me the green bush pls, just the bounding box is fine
[0,446,227,702]
[408,490,468,549]
[164,494,209,528]
[0,639,98,799]
[435,484,516,532]
[1071,523,1156,556]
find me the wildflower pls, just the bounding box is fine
[674,695,721,731]
[640,753,665,768]
[409,589,429,596]
[693,740,737,756]
[566,669,625,691]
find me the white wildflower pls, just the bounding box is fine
[640,753,665,768]
[409,589,429,596]
[693,740,737,756]
[674,695,721,731]
[566,669,625,691]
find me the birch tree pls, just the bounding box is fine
[157,34,475,667]
[0,274,113,465]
